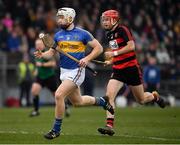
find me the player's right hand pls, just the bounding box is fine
[104,60,112,66]
[104,51,114,59]
[34,51,42,58]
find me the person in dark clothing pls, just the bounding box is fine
[143,56,161,93]
[29,38,57,116]
[18,55,35,107]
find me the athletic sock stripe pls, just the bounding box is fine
[107,118,114,127]
[107,118,114,120]
[107,120,114,123]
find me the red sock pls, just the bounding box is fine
[106,118,114,128]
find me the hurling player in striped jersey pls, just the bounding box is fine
[98,10,166,136]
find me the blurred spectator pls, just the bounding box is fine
[34,6,46,31]
[143,57,161,92]
[26,27,37,56]
[2,12,13,32]
[156,47,171,64]
[7,30,20,52]
[0,22,8,51]
[45,10,56,33]
[15,24,28,54]
[0,0,5,18]
[17,54,35,107]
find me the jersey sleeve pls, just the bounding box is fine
[83,30,94,45]
[119,26,134,42]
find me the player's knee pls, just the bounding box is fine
[31,89,38,96]
[71,100,83,106]
[54,91,64,101]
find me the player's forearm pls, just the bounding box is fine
[86,44,103,61]
[43,61,56,67]
[114,40,135,56]
[42,48,55,59]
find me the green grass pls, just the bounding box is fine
[0,106,180,144]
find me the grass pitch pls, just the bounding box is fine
[0,106,180,144]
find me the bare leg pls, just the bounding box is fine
[55,80,77,118]
[45,79,115,139]
[30,83,42,116]
[130,85,166,108]
[68,86,114,116]
[98,79,123,136]
[129,84,154,104]
[106,79,124,118]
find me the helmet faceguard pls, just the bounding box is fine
[56,7,76,29]
[101,10,120,30]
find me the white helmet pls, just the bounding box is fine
[56,7,76,23]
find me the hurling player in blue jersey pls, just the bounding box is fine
[34,7,114,139]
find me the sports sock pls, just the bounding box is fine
[52,118,62,133]
[106,118,114,128]
[95,97,106,107]
[33,95,39,111]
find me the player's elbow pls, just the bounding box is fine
[131,43,135,51]
[128,41,135,51]
[51,61,56,67]
[99,43,103,52]
[94,41,103,54]
[93,39,103,55]
[98,45,103,55]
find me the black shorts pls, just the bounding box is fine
[111,66,143,86]
[35,75,58,93]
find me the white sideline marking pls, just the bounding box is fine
[0,130,43,135]
[117,134,179,141]
[0,130,180,142]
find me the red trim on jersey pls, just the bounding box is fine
[121,26,134,40]
[112,46,123,51]
[112,59,138,69]
[136,64,143,84]
[116,38,124,43]
[113,51,135,62]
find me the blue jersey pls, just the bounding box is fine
[143,65,160,84]
[54,27,94,69]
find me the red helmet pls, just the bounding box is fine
[101,10,120,20]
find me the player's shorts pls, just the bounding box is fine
[60,67,85,86]
[111,65,143,86]
[35,75,57,92]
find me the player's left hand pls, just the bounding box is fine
[36,62,43,67]
[79,58,89,68]
[34,51,43,58]
[105,51,114,59]
[104,60,112,66]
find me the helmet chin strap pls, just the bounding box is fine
[108,18,120,31]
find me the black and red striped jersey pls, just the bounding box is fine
[107,24,139,69]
